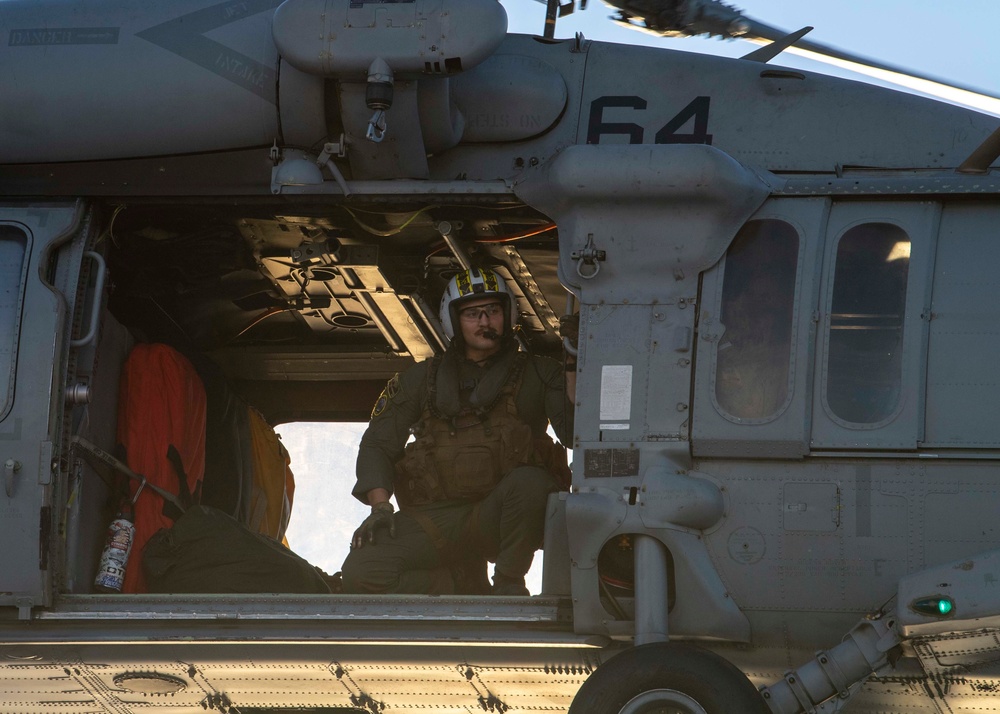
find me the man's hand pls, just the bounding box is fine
[352,501,396,549]
[558,313,579,348]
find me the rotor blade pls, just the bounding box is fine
[740,26,813,64]
[738,17,1000,116]
[604,0,1000,116]
[545,0,559,37]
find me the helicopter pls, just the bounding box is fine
[4,0,1000,712]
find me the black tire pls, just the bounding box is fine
[569,643,769,714]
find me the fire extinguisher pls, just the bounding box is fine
[94,481,144,593]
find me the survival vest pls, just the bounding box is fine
[395,353,563,507]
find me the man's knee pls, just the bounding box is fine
[341,548,391,594]
[479,466,556,529]
[498,465,557,500]
[339,550,365,593]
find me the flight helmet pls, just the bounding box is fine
[439,268,516,341]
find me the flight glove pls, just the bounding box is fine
[352,501,396,549]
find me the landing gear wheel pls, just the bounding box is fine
[569,642,769,714]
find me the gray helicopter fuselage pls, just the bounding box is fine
[3,1,1000,712]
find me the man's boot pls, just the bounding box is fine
[492,572,529,596]
[450,556,491,595]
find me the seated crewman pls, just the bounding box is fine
[341,267,573,596]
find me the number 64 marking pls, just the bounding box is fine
[586,96,713,146]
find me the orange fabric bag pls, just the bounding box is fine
[116,343,206,593]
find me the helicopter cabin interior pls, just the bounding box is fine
[3,198,571,601]
[3,183,1000,613]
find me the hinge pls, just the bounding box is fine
[15,597,33,621]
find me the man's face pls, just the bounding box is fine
[456,297,505,357]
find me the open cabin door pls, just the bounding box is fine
[0,203,87,615]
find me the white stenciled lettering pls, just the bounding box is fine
[467,114,511,130]
[224,2,250,20]
[9,26,118,46]
[215,52,265,89]
[11,29,73,45]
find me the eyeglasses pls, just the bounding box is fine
[458,303,503,322]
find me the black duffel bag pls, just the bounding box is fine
[143,505,331,594]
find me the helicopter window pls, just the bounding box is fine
[715,219,799,421]
[0,225,28,422]
[826,223,910,424]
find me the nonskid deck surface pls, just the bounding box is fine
[0,595,601,713]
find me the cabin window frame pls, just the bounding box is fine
[809,201,939,451]
[820,221,912,429]
[0,223,31,423]
[691,197,829,460]
[710,218,802,426]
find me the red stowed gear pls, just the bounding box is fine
[116,343,206,593]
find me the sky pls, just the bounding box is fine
[279,0,1000,591]
[499,0,1000,111]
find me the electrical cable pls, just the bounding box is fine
[474,224,557,243]
[344,205,433,237]
[233,306,290,340]
[94,204,126,247]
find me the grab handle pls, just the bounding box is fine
[70,251,106,348]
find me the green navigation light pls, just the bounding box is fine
[910,595,956,618]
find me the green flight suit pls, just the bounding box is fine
[341,341,572,594]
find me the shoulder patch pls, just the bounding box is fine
[371,373,401,419]
[371,393,388,419]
